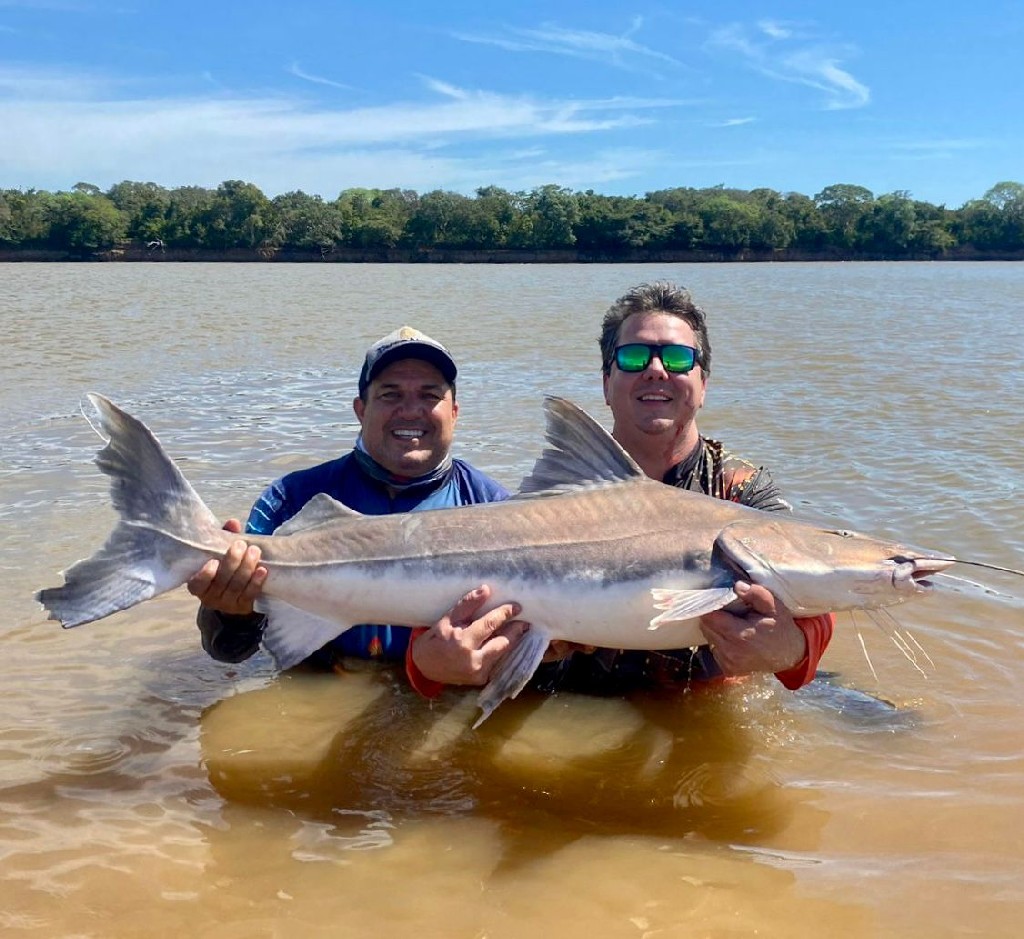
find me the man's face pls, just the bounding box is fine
[603,311,707,438]
[353,358,459,478]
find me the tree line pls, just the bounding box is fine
[1,179,1023,258]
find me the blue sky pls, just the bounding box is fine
[1,1,1021,207]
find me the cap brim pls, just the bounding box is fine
[367,343,457,386]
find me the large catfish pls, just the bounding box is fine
[36,395,1019,725]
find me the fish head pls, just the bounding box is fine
[715,520,957,614]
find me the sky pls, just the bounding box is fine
[1,0,1021,208]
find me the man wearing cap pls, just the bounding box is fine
[189,326,526,689]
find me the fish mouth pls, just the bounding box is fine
[895,556,957,591]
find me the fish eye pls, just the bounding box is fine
[832,530,856,538]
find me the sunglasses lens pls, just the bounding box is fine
[661,345,697,373]
[615,344,652,372]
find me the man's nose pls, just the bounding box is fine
[642,353,669,378]
[393,396,425,415]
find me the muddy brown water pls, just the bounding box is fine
[2,262,1022,938]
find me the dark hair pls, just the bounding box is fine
[598,281,712,376]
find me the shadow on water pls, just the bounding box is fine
[198,663,831,870]
[792,670,921,725]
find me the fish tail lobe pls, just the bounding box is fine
[35,394,223,627]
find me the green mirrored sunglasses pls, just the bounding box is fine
[614,343,703,374]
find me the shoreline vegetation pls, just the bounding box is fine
[2,179,1022,262]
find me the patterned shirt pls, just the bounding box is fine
[530,437,832,695]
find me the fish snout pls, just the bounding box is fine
[892,555,957,594]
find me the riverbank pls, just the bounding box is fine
[3,245,1024,263]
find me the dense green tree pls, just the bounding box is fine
[2,177,1022,257]
[473,186,523,247]
[574,193,674,250]
[519,185,579,248]
[644,188,705,248]
[107,181,171,243]
[335,188,415,248]
[272,191,345,252]
[204,180,279,249]
[0,191,13,244]
[47,190,127,251]
[163,186,217,247]
[404,190,481,248]
[0,189,54,245]
[980,181,1024,247]
[857,191,916,253]
[779,192,827,250]
[743,189,794,249]
[698,195,759,249]
[814,184,875,249]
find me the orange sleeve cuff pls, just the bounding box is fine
[405,627,445,699]
[774,613,836,690]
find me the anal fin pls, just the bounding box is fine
[257,596,352,670]
[474,626,551,728]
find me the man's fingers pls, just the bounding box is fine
[733,581,777,616]
[476,622,529,672]
[186,559,219,598]
[444,585,492,627]
[462,601,523,643]
[223,518,243,534]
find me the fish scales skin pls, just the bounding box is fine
[251,483,724,585]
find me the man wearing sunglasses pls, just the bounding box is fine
[411,281,833,701]
[532,281,834,695]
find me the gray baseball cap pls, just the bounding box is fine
[358,325,458,397]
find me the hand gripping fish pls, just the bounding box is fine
[36,395,1022,726]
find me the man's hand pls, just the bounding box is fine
[187,519,268,616]
[411,584,529,686]
[700,581,807,676]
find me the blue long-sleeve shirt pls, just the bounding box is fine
[197,452,509,665]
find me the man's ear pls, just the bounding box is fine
[353,396,365,423]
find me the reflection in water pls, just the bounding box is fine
[199,664,825,862]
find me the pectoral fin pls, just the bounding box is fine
[474,626,551,728]
[648,587,738,629]
[258,596,351,670]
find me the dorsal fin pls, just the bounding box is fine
[275,493,364,536]
[517,396,646,495]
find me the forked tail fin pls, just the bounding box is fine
[35,394,225,628]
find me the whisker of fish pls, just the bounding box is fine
[874,608,930,679]
[949,559,1024,578]
[851,607,932,679]
[852,611,880,683]
[933,571,1014,600]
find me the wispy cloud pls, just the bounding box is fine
[453,20,683,74]
[716,116,756,127]
[0,64,115,98]
[708,21,869,110]
[0,67,688,194]
[288,63,353,91]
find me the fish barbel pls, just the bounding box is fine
[36,395,1018,725]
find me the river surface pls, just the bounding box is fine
[1,262,1023,938]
